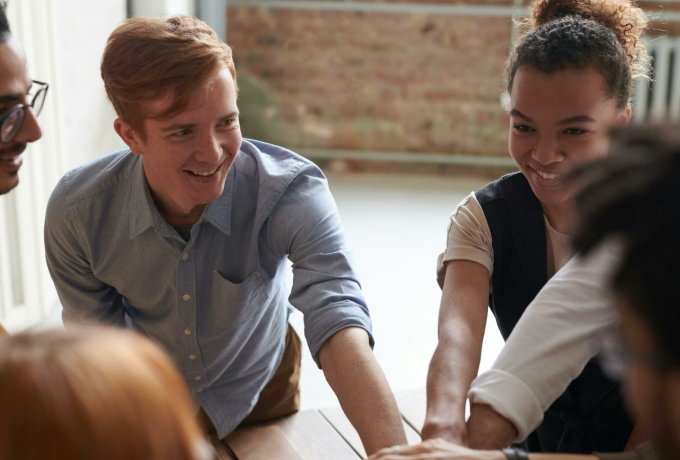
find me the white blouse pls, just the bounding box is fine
[468,242,621,442]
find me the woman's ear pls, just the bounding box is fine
[114,118,144,156]
[616,104,633,126]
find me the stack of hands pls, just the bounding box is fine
[368,404,521,460]
[369,439,502,460]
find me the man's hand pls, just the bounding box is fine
[466,404,518,450]
[368,438,505,460]
[319,327,407,456]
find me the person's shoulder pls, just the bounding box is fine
[475,171,526,206]
[453,191,485,218]
[50,147,139,207]
[236,139,320,193]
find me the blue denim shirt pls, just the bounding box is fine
[45,139,373,437]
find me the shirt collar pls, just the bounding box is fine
[129,155,234,239]
[204,165,234,236]
[129,157,156,239]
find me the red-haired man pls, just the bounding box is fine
[45,16,406,454]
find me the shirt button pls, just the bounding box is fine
[184,329,191,335]
[182,253,189,261]
[183,294,190,301]
[189,354,197,360]
[194,376,202,381]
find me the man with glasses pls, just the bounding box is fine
[0,1,47,336]
[0,3,46,197]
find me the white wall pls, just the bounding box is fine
[130,0,195,18]
[53,0,128,169]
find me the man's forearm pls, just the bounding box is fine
[467,403,518,449]
[319,327,407,455]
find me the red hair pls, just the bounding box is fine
[101,15,237,138]
[0,327,207,460]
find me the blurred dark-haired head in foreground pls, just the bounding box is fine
[0,326,211,460]
[573,124,680,460]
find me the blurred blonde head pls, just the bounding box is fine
[0,327,208,460]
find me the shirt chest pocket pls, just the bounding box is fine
[209,270,268,330]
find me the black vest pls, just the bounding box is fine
[475,172,633,454]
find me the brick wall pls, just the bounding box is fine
[227,1,679,162]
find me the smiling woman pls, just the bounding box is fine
[507,66,630,232]
[423,0,650,454]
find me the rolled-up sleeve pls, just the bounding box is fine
[44,175,125,327]
[436,192,494,289]
[468,241,622,442]
[265,164,372,368]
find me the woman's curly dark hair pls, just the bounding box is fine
[573,125,680,368]
[506,0,650,109]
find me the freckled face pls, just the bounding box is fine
[508,67,629,207]
[0,36,43,195]
[134,68,242,222]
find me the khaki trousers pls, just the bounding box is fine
[199,324,302,452]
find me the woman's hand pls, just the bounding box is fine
[421,419,468,446]
[367,439,506,460]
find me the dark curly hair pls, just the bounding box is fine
[0,1,10,42]
[506,0,649,109]
[573,125,680,368]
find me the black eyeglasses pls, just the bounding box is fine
[0,80,49,144]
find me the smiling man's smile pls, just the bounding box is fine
[187,167,219,177]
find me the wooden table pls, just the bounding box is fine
[214,388,427,460]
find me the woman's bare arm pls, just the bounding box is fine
[422,260,490,445]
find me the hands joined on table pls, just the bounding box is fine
[368,438,506,460]
[368,404,520,460]
[421,403,518,449]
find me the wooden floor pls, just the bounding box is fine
[215,388,426,460]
